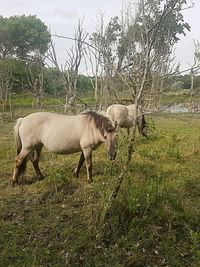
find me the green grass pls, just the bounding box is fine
[0,112,200,266]
[160,90,191,105]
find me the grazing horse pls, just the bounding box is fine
[104,104,148,136]
[11,111,117,186]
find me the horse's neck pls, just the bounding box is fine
[90,122,105,145]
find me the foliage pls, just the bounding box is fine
[42,68,65,96]
[43,71,93,96]
[0,15,51,63]
[165,74,200,90]
[0,59,29,92]
[77,75,93,93]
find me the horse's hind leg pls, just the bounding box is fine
[11,148,32,187]
[127,128,130,135]
[30,144,43,180]
[74,152,85,178]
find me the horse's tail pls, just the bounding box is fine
[14,118,27,176]
[14,118,23,155]
[137,108,148,137]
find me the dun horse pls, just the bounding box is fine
[104,104,147,136]
[12,111,117,186]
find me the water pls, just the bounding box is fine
[164,104,189,113]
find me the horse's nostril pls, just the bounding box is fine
[109,153,116,160]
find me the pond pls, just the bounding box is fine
[164,104,189,113]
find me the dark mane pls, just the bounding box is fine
[82,111,115,134]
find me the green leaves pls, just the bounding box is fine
[0,15,51,62]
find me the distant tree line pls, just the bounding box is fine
[166,74,200,90]
[0,15,93,107]
[1,1,199,112]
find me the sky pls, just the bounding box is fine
[1,0,200,73]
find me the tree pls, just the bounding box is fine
[0,15,51,63]
[0,59,28,92]
[102,0,191,220]
[43,68,65,96]
[0,61,13,110]
[90,14,123,107]
[188,40,200,107]
[27,59,45,109]
[48,19,87,113]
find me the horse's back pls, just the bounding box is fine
[18,112,86,154]
[21,112,83,130]
[106,104,129,128]
[127,104,142,116]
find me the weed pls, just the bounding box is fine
[46,166,72,192]
[190,230,200,261]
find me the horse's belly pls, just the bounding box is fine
[121,120,133,128]
[115,116,132,128]
[44,140,81,155]
[54,147,81,154]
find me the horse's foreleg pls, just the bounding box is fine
[11,148,31,187]
[85,154,93,182]
[31,144,43,180]
[82,149,93,183]
[74,152,85,178]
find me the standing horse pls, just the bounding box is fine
[105,104,148,136]
[12,111,117,186]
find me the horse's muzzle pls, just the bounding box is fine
[109,152,116,161]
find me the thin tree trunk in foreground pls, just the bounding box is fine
[102,122,137,221]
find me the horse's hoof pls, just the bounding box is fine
[38,175,44,181]
[73,170,79,178]
[11,180,17,187]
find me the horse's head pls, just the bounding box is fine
[103,121,117,160]
[85,111,118,160]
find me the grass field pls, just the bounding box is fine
[0,112,200,266]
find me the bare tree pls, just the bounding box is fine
[48,19,87,113]
[84,48,102,108]
[0,68,13,112]
[27,55,45,109]
[90,14,123,107]
[188,40,200,109]
[103,0,191,220]
[84,14,105,108]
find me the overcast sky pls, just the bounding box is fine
[1,0,200,72]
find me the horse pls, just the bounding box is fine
[11,111,117,186]
[103,104,148,136]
